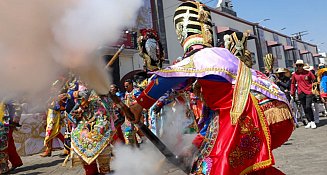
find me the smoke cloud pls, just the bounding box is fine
[112,104,196,175]
[0,0,142,102]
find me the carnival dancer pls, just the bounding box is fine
[70,88,117,175]
[0,99,23,174]
[41,77,78,157]
[137,28,165,71]
[128,1,293,174]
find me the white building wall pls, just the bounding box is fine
[162,0,184,63]
[210,13,259,70]
[119,50,140,79]
[162,0,261,69]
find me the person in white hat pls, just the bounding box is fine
[276,68,291,101]
[290,60,317,129]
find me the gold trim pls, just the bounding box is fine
[230,60,252,125]
[0,102,5,123]
[157,67,285,100]
[157,67,237,79]
[240,95,272,175]
[72,131,115,165]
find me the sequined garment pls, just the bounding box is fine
[71,91,116,164]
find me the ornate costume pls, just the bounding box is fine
[317,64,327,98]
[0,100,23,174]
[132,1,293,174]
[70,89,117,175]
[42,77,78,157]
[137,28,165,71]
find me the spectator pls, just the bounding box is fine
[291,60,316,129]
[276,68,291,101]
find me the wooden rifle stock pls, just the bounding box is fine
[105,44,125,69]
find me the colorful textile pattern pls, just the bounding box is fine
[138,28,165,71]
[191,91,272,175]
[0,102,10,173]
[71,93,116,164]
[318,68,327,97]
[154,48,289,108]
[228,115,262,168]
[137,47,292,175]
[44,109,62,146]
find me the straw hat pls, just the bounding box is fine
[303,65,313,71]
[276,68,287,73]
[295,60,304,65]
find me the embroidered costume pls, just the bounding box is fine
[138,28,165,71]
[131,1,294,174]
[0,100,23,174]
[317,65,327,98]
[70,89,117,175]
[42,77,78,157]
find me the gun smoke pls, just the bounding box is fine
[0,0,142,102]
[112,104,196,175]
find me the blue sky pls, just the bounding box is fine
[201,0,327,53]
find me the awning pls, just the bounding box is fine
[266,40,282,47]
[217,26,238,34]
[300,50,310,54]
[283,45,295,50]
[216,26,256,40]
[313,53,322,57]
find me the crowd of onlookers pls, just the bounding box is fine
[266,59,327,129]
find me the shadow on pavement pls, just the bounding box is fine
[317,118,327,127]
[283,142,292,146]
[8,159,64,174]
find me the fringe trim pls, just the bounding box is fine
[261,101,293,125]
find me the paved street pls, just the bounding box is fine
[8,116,327,175]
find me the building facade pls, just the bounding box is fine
[103,0,322,87]
[160,0,320,72]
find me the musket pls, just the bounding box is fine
[105,44,125,69]
[108,92,190,174]
[104,44,190,173]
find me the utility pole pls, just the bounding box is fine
[291,31,309,41]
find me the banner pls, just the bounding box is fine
[13,113,63,156]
